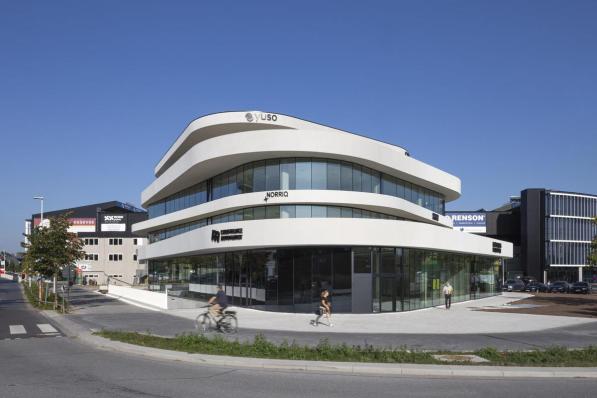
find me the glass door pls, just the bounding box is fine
[380,277,395,312]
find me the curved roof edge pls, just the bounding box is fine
[154,111,410,177]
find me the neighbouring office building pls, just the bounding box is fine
[447,189,597,283]
[133,111,512,313]
[27,201,148,285]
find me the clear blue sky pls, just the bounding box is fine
[1,1,596,253]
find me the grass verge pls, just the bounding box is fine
[95,331,597,367]
[21,281,68,312]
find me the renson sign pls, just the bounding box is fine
[446,212,486,233]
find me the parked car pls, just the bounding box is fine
[502,279,526,292]
[524,281,548,293]
[547,281,570,293]
[570,282,590,294]
[521,277,537,286]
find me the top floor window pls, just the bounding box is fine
[147,158,445,218]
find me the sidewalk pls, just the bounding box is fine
[63,287,597,351]
[169,293,597,334]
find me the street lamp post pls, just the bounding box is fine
[33,196,44,227]
[33,196,48,298]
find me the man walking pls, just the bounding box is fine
[443,281,453,309]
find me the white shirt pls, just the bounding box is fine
[443,285,453,295]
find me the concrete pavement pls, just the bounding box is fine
[169,292,596,334]
[64,286,597,350]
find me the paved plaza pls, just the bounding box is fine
[57,286,597,350]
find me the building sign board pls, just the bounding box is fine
[101,214,126,232]
[33,217,96,233]
[211,228,243,243]
[446,212,487,233]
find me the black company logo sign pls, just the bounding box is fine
[211,228,243,243]
[263,190,289,202]
[245,112,278,123]
[101,214,126,232]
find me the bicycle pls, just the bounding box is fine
[195,304,238,333]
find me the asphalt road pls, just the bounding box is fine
[1,333,596,398]
[64,285,597,351]
[1,279,596,398]
[0,279,63,340]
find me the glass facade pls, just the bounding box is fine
[147,158,445,218]
[545,193,597,268]
[372,248,499,312]
[148,204,402,243]
[148,246,500,313]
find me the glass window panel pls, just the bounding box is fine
[295,158,312,189]
[243,164,254,193]
[276,249,293,306]
[340,162,353,191]
[404,181,412,202]
[253,206,266,220]
[341,207,352,218]
[372,172,381,193]
[361,167,372,192]
[212,173,223,200]
[332,248,352,313]
[243,207,254,220]
[253,161,266,192]
[266,205,280,219]
[352,165,362,191]
[265,159,280,191]
[327,206,341,218]
[312,160,327,189]
[311,205,327,218]
[353,208,362,218]
[326,160,341,190]
[235,167,244,195]
[382,175,397,197]
[294,248,312,308]
[354,247,372,273]
[222,171,232,197]
[296,205,311,218]
[396,179,405,199]
[281,205,296,218]
[280,159,296,190]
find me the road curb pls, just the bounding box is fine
[41,311,597,379]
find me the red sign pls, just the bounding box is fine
[33,217,96,226]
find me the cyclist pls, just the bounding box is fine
[208,284,228,319]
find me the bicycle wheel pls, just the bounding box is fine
[219,314,238,334]
[195,313,213,332]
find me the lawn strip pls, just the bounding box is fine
[95,330,597,367]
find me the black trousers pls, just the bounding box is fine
[444,294,452,309]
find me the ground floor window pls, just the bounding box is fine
[148,246,501,313]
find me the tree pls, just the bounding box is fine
[589,217,597,266]
[22,213,85,307]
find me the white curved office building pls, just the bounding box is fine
[134,111,512,313]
